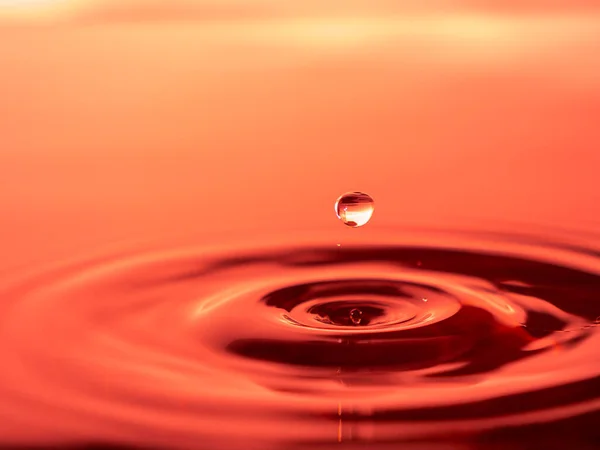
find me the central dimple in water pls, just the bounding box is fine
[349,307,363,325]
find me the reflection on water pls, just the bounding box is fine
[0,229,597,449]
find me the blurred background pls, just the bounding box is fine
[1,0,600,269]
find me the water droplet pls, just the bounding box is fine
[334,192,374,227]
[422,298,428,302]
[349,308,363,325]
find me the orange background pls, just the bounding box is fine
[1,1,600,268]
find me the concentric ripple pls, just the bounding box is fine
[0,229,598,449]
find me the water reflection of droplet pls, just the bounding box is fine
[334,192,374,227]
[350,308,363,325]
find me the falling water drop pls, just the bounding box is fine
[349,308,363,325]
[334,192,374,227]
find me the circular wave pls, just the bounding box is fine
[0,229,598,449]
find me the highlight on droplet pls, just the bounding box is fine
[334,192,374,227]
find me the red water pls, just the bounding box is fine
[1,2,600,450]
